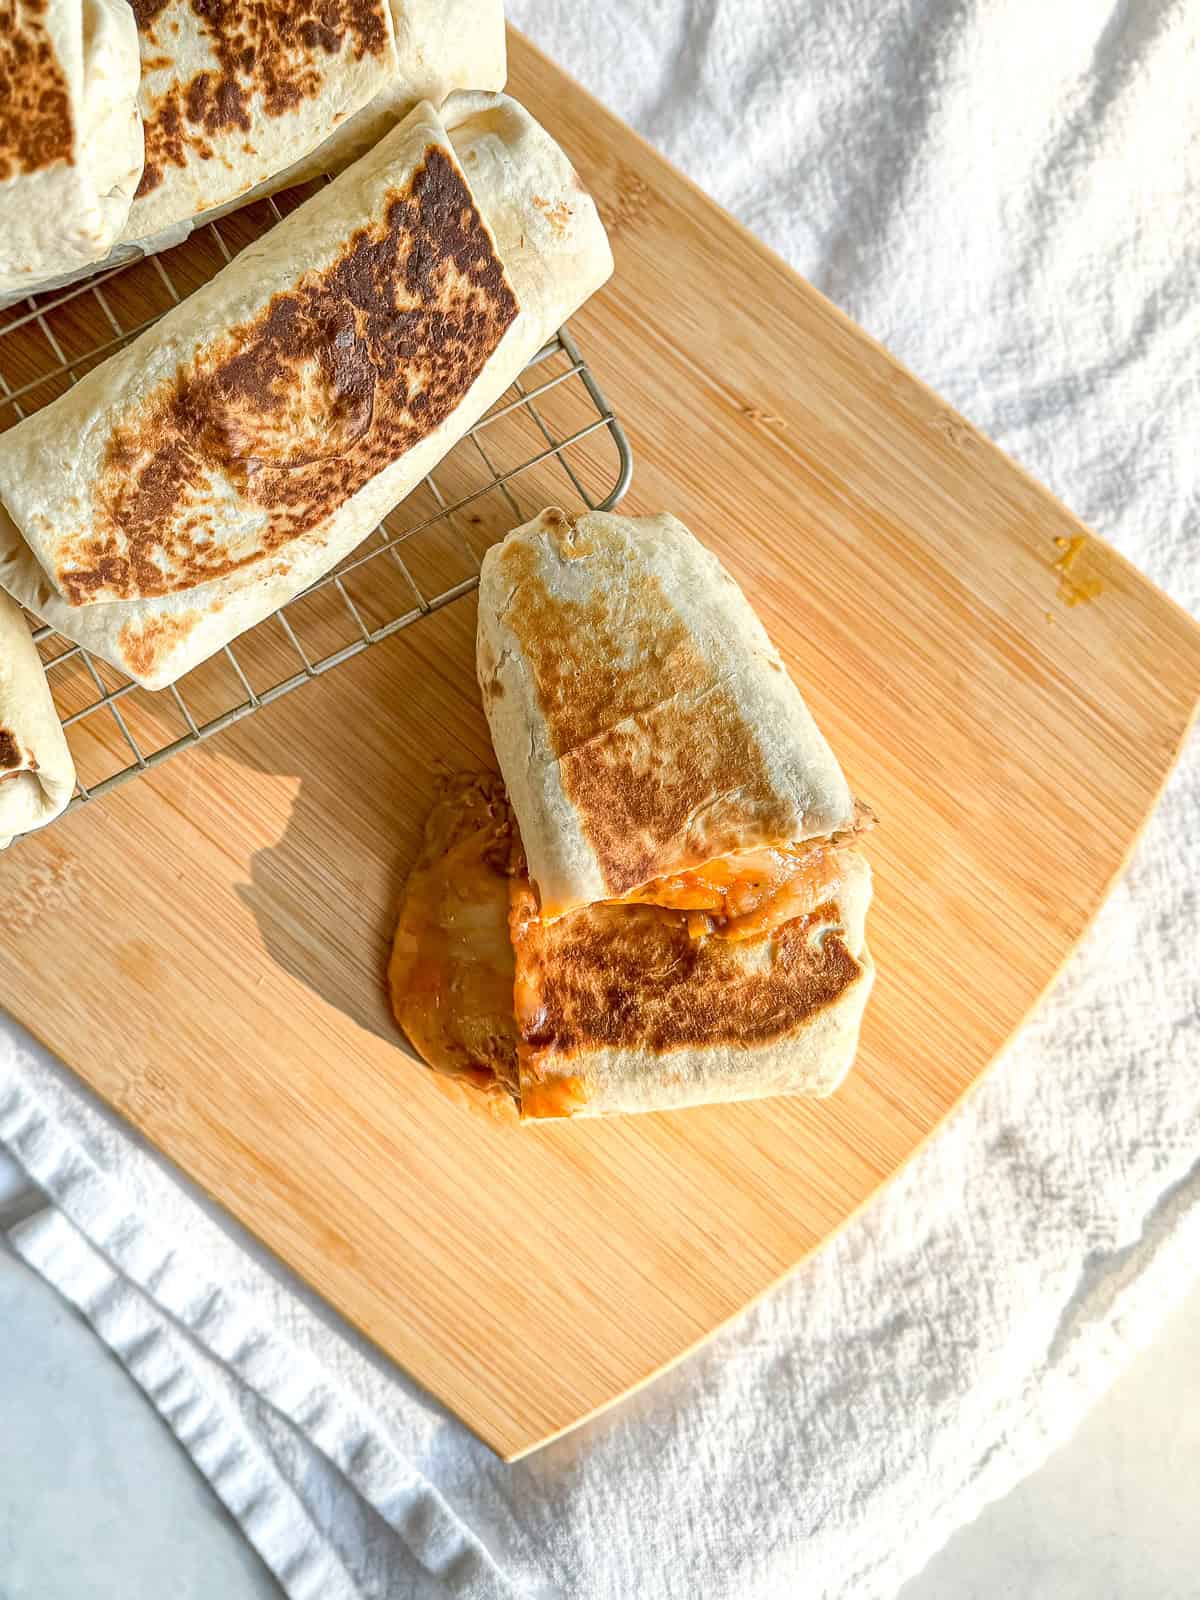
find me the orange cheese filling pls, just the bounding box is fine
[608,842,845,941]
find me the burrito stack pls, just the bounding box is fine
[0,0,507,303]
[125,0,507,243]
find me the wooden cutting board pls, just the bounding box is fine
[3,32,1200,1461]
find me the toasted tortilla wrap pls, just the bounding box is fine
[388,774,874,1120]
[0,93,612,688]
[127,0,506,240]
[477,509,859,919]
[0,0,143,297]
[0,1,507,308]
[0,589,75,849]
[124,0,400,241]
[260,0,508,194]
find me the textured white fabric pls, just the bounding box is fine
[2,3,1199,1597]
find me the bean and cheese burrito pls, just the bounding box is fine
[0,93,612,688]
[389,771,874,1121]
[244,0,508,200]
[390,509,875,1121]
[0,589,75,850]
[0,0,143,297]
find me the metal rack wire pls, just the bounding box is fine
[0,189,631,821]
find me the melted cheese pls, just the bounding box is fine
[519,1073,591,1120]
[609,843,845,941]
[393,780,870,1122]
[388,786,521,1113]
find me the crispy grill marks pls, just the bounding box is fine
[0,0,74,181]
[63,147,517,605]
[498,520,709,755]
[133,0,390,197]
[559,691,797,897]
[116,609,203,678]
[511,879,862,1062]
[498,526,795,895]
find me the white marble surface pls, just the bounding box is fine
[1,1195,1196,1600]
[0,1239,279,1600]
[901,1275,1200,1600]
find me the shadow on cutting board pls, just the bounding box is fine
[227,593,495,1048]
[211,399,617,1046]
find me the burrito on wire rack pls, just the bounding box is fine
[0,0,143,297]
[0,92,612,689]
[124,0,508,244]
[389,509,876,1121]
[0,589,75,851]
[0,0,507,307]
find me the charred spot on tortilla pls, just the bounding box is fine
[0,0,74,182]
[116,610,203,679]
[512,884,862,1061]
[133,0,391,196]
[61,147,517,605]
[531,194,574,234]
[496,535,709,756]
[130,0,172,27]
[0,727,23,770]
[558,686,798,897]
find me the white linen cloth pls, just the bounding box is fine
[2,2,1198,1596]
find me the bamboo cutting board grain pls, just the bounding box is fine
[3,33,1200,1459]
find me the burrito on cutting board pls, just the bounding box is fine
[390,509,875,1120]
[0,0,143,296]
[0,590,75,850]
[0,93,612,688]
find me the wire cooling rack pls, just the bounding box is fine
[0,184,631,821]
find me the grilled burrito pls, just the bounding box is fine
[390,509,875,1120]
[0,0,143,296]
[126,0,506,243]
[0,93,612,688]
[0,590,75,850]
[0,0,507,307]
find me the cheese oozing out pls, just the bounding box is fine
[607,840,847,941]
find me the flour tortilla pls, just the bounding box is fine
[254,0,508,195]
[0,0,506,309]
[0,0,143,297]
[0,93,612,689]
[477,509,857,917]
[123,0,400,242]
[0,589,75,850]
[513,850,875,1119]
[388,773,874,1120]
